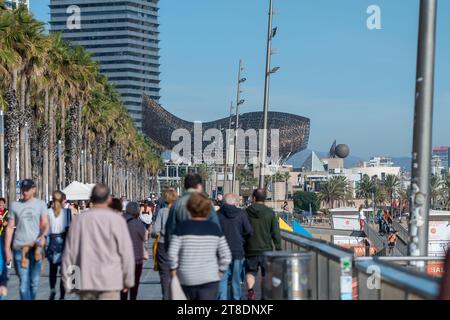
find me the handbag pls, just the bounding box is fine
[170,275,187,300]
[152,234,160,271]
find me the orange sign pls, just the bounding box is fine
[340,245,377,256]
[427,261,445,277]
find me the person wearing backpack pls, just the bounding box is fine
[47,191,72,300]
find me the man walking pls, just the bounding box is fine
[4,179,48,300]
[217,194,253,300]
[244,189,281,300]
[62,184,135,300]
[164,173,221,246]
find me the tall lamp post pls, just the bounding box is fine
[408,0,438,261]
[259,0,279,189]
[232,59,246,194]
[224,101,234,193]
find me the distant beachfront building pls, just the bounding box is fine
[5,0,29,9]
[352,156,401,181]
[432,146,450,172]
[50,0,161,131]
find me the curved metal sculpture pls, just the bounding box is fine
[142,97,310,161]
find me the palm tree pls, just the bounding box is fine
[383,174,401,213]
[318,176,350,209]
[442,174,450,210]
[1,8,162,202]
[0,7,22,203]
[356,174,373,206]
[430,175,442,209]
[281,171,291,200]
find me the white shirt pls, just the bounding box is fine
[359,210,366,221]
[48,208,69,234]
[139,212,153,225]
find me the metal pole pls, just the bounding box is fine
[408,0,437,261]
[0,111,5,198]
[24,123,29,178]
[57,140,63,190]
[80,150,85,183]
[232,60,243,194]
[224,101,233,192]
[259,0,274,189]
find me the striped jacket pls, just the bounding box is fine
[168,219,231,286]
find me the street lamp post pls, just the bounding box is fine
[224,101,234,193]
[232,59,246,194]
[24,122,29,179]
[408,0,438,261]
[259,0,278,189]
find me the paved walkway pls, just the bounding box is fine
[4,243,163,300]
[4,241,260,300]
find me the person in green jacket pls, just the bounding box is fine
[244,189,281,300]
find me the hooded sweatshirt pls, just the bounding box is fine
[218,204,253,260]
[245,203,282,257]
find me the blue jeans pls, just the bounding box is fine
[218,259,244,300]
[0,236,6,300]
[13,248,42,300]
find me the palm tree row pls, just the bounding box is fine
[356,174,409,214]
[318,176,353,209]
[429,174,450,210]
[0,5,162,203]
[353,172,450,213]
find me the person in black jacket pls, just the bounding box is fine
[217,194,253,300]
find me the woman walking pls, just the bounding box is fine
[47,191,71,300]
[151,188,178,300]
[121,202,148,300]
[358,205,366,231]
[168,193,231,300]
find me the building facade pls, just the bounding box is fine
[432,146,450,173]
[50,0,161,130]
[5,0,29,9]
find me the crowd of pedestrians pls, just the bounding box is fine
[0,173,283,300]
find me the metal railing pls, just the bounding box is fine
[281,231,354,300]
[354,257,441,300]
[392,219,409,244]
[365,220,408,256]
[281,231,442,300]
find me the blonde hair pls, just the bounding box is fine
[163,188,178,206]
[52,191,65,217]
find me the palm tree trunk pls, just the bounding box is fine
[48,96,56,193]
[60,101,66,187]
[19,75,26,181]
[42,89,49,201]
[5,79,19,204]
[66,100,79,182]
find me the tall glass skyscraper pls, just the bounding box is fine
[49,0,161,130]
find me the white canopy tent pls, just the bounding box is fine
[62,181,94,201]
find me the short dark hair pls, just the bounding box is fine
[109,198,123,212]
[90,183,110,204]
[0,198,6,204]
[252,188,267,202]
[184,173,202,190]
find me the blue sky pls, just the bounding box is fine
[30,0,450,158]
